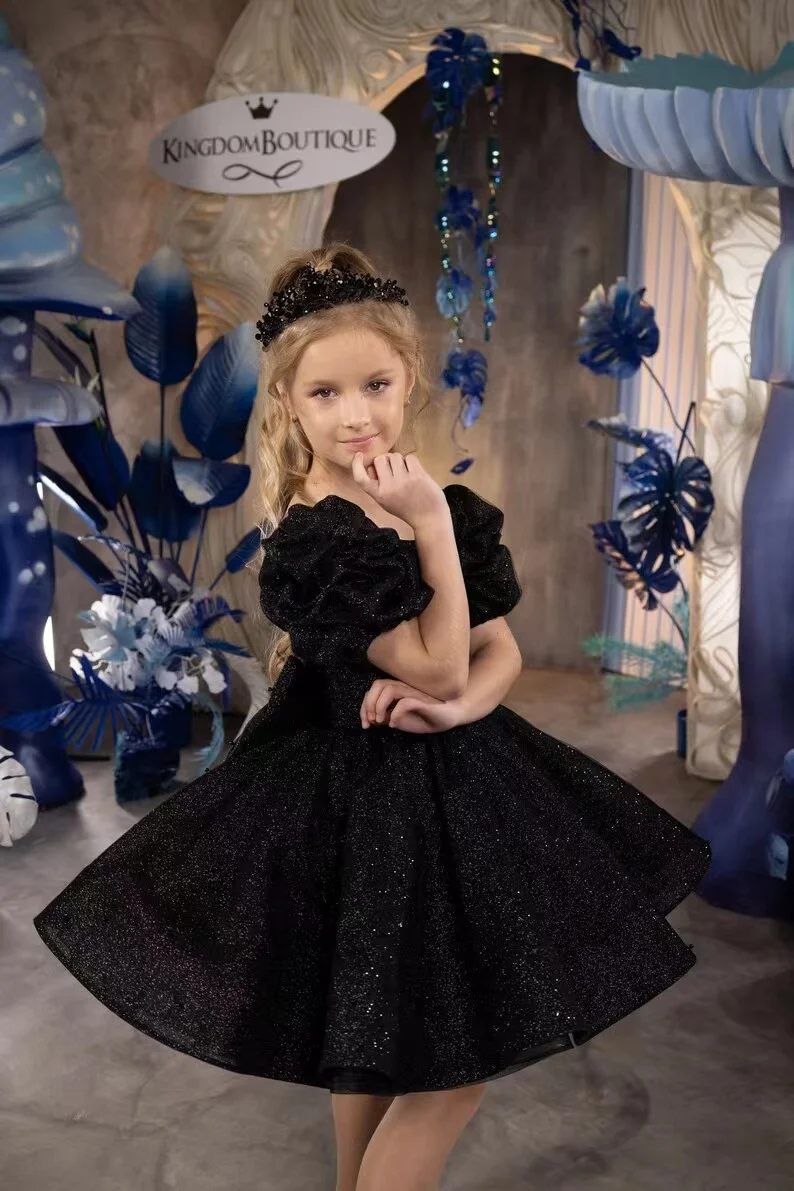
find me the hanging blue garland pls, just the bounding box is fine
[424,28,502,475]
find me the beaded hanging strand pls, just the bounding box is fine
[481,53,502,342]
[425,27,502,474]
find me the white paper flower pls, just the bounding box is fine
[154,666,178,690]
[133,597,157,621]
[200,655,227,694]
[176,671,199,695]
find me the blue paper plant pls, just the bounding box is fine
[576,278,714,713]
[1,244,262,805]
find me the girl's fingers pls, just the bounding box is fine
[351,451,375,493]
[374,687,399,722]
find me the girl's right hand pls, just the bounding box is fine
[351,451,446,527]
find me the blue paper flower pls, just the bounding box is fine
[439,185,479,232]
[462,393,483,429]
[577,278,659,378]
[441,349,488,398]
[426,27,490,114]
[436,269,473,318]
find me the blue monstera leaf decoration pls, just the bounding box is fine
[590,519,679,611]
[577,278,659,379]
[618,449,714,574]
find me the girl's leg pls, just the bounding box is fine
[331,1092,395,1191]
[355,1082,486,1191]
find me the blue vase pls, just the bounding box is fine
[676,708,687,759]
[113,700,192,804]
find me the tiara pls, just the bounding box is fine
[255,264,409,350]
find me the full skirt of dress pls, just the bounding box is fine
[33,691,711,1096]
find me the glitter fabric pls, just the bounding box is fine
[255,264,409,350]
[33,483,711,1097]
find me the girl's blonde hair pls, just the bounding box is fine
[251,242,431,686]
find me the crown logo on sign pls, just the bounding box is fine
[246,96,278,120]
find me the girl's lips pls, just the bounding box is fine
[341,434,377,448]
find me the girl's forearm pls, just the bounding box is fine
[413,506,471,694]
[451,639,523,725]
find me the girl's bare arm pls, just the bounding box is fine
[451,619,523,724]
[366,505,470,700]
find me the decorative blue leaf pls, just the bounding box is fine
[0,377,101,426]
[79,535,184,607]
[38,463,108,532]
[435,269,473,319]
[426,27,490,119]
[224,527,263,573]
[450,457,475,475]
[438,186,479,232]
[54,420,130,510]
[618,451,714,573]
[51,529,121,592]
[172,457,251,507]
[441,349,488,396]
[184,691,225,776]
[124,246,198,385]
[179,323,259,460]
[590,519,679,611]
[128,439,202,544]
[146,556,192,596]
[188,594,245,634]
[33,320,93,388]
[585,414,672,453]
[462,393,483,428]
[577,278,659,378]
[203,637,252,656]
[2,654,151,752]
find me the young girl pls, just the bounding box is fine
[34,243,711,1191]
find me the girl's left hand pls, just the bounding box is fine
[360,678,463,734]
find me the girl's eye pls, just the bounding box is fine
[312,381,389,399]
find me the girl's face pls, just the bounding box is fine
[285,326,413,478]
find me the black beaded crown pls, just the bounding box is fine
[255,265,410,350]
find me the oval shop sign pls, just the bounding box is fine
[149,91,396,195]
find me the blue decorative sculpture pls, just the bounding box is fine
[0,18,139,808]
[578,44,794,918]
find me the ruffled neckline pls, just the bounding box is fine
[276,483,468,546]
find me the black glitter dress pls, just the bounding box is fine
[33,484,711,1096]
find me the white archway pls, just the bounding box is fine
[163,0,792,780]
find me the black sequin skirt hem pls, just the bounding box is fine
[33,908,697,1096]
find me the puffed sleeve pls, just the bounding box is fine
[444,484,523,627]
[258,496,435,668]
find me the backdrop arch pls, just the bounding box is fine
[162,0,788,781]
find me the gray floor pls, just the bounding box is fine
[3,670,793,1191]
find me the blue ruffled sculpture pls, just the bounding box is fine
[0,19,139,807]
[578,44,794,918]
